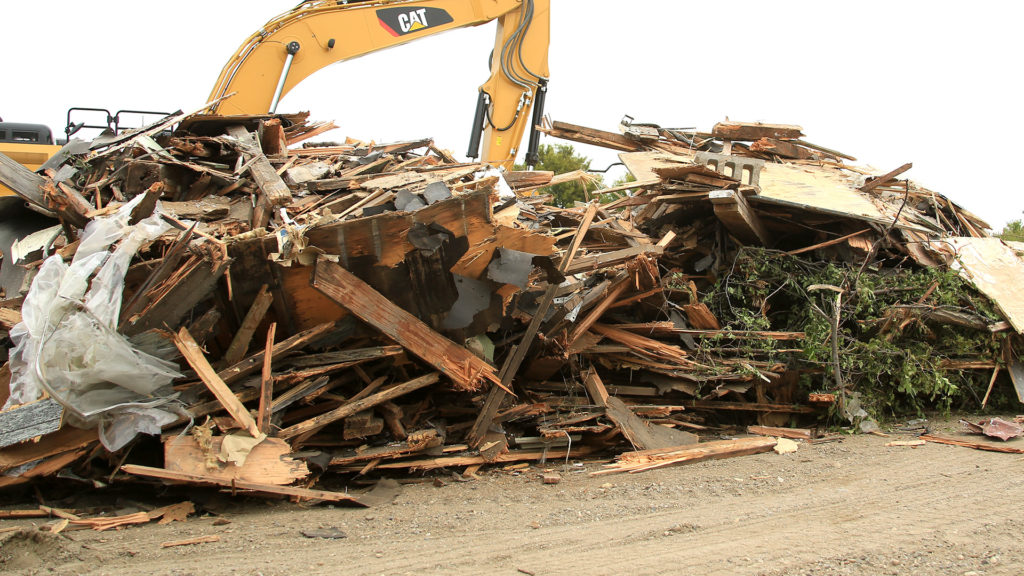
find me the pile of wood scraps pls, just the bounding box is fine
[0,110,1022,499]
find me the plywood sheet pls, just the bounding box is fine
[930,237,1024,333]
[756,163,884,220]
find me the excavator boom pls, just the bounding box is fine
[208,0,550,170]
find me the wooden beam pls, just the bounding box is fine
[540,121,642,152]
[218,321,336,386]
[174,327,263,439]
[120,464,363,504]
[581,368,609,407]
[710,189,771,245]
[277,372,440,440]
[257,323,276,435]
[711,121,803,141]
[860,162,912,192]
[605,396,698,450]
[312,259,499,391]
[223,284,275,366]
[563,245,664,275]
[567,276,629,346]
[749,138,818,160]
[593,436,778,475]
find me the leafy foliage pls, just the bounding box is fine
[997,219,1024,242]
[515,144,602,207]
[671,248,1007,417]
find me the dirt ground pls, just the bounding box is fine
[2,414,1022,576]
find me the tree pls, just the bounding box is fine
[515,143,602,207]
[998,220,1024,242]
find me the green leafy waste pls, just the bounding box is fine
[670,247,1009,418]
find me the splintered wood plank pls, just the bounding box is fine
[226,125,292,207]
[164,436,308,484]
[567,277,629,346]
[224,284,275,366]
[563,245,664,275]
[367,445,600,471]
[860,162,912,192]
[605,396,698,450]
[174,328,262,439]
[594,436,778,475]
[217,321,336,385]
[120,464,363,504]
[540,121,642,152]
[466,203,598,448]
[0,447,91,489]
[278,372,440,440]
[0,426,97,474]
[121,255,231,337]
[581,368,609,407]
[312,259,499,391]
[711,121,804,141]
[257,323,276,435]
[749,138,819,160]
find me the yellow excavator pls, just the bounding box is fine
[0,0,550,293]
[2,0,549,187]
[209,0,550,170]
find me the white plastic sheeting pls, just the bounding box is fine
[5,194,184,450]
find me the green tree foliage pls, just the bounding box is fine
[682,247,1005,417]
[515,144,602,207]
[997,219,1024,242]
[612,172,636,187]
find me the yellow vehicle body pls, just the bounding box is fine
[0,141,61,198]
[3,0,549,196]
[210,0,550,170]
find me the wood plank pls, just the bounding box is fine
[920,434,1024,454]
[749,138,818,160]
[163,436,308,485]
[257,323,276,435]
[367,445,599,471]
[312,259,499,391]
[0,398,63,448]
[174,327,263,439]
[277,372,440,440]
[223,284,275,366]
[120,464,364,504]
[540,121,643,152]
[581,368,609,407]
[0,426,97,474]
[563,245,664,275]
[218,321,336,386]
[711,121,803,141]
[860,162,913,192]
[226,125,292,207]
[710,189,771,245]
[593,436,778,475]
[686,400,818,413]
[567,276,629,346]
[121,255,231,337]
[747,425,813,440]
[605,396,698,450]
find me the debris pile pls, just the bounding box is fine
[1,107,1022,498]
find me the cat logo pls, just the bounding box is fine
[377,6,454,37]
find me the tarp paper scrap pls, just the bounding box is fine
[5,194,183,450]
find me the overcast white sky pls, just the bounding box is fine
[2,1,1021,230]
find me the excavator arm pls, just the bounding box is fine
[208,0,550,170]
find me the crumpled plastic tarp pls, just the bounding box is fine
[5,194,184,450]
